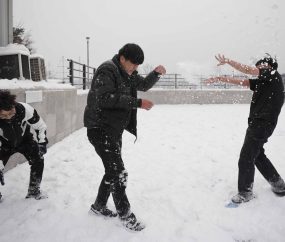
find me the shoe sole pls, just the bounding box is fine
[116,219,146,233]
[273,191,285,197]
[25,195,48,200]
[89,207,117,220]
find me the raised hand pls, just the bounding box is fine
[154,65,166,76]
[203,77,221,85]
[215,54,230,66]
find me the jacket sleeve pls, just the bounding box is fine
[20,102,48,145]
[134,70,161,92]
[94,72,138,110]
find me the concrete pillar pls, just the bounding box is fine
[0,0,13,47]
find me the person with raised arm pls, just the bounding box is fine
[204,54,285,204]
[84,43,166,231]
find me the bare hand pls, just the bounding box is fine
[155,65,166,76]
[141,99,154,111]
[215,54,230,66]
[203,77,221,85]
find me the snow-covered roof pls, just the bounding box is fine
[0,43,30,56]
[30,54,45,59]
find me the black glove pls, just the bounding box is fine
[38,144,47,156]
[0,169,4,186]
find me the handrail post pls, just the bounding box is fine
[69,60,74,86]
[83,64,86,90]
[175,74,177,89]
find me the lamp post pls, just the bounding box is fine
[86,37,90,88]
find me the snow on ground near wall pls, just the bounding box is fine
[1,104,285,242]
[0,79,75,90]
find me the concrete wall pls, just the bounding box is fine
[138,89,252,104]
[4,88,88,171]
[3,88,252,172]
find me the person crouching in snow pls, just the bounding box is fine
[0,90,48,202]
[84,43,166,231]
[204,54,285,204]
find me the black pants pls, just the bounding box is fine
[87,128,130,217]
[0,133,44,190]
[238,118,281,192]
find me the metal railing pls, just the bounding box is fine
[139,73,251,89]
[67,59,96,90]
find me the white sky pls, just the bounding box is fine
[13,0,285,77]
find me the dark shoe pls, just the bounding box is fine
[120,212,145,232]
[231,192,255,204]
[0,192,2,203]
[270,178,285,196]
[26,188,48,200]
[90,204,117,218]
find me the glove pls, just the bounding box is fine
[0,169,4,186]
[38,144,47,156]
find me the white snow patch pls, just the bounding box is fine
[0,79,75,90]
[0,43,30,56]
[1,104,285,241]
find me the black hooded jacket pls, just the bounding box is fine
[84,54,160,141]
[0,102,48,148]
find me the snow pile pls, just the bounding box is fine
[0,79,75,90]
[0,104,285,242]
[0,43,30,56]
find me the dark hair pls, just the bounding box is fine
[255,53,278,70]
[118,43,144,65]
[0,90,17,111]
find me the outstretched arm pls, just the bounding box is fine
[203,76,250,87]
[135,65,166,92]
[215,54,259,76]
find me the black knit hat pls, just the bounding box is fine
[118,43,144,65]
[255,53,278,70]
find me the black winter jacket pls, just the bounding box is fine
[84,54,160,141]
[0,102,48,148]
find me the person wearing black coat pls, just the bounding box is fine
[84,43,166,231]
[0,90,48,202]
[204,54,285,204]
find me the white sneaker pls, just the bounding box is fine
[231,192,255,204]
[270,178,285,196]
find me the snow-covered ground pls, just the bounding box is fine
[1,104,285,242]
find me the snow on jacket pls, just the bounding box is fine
[84,54,161,141]
[0,102,48,148]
